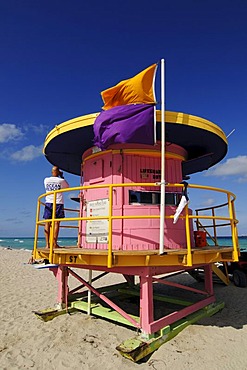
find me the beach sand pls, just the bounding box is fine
[1,248,247,370]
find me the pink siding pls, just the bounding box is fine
[79,144,194,250]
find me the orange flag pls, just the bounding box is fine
[101,63,157,110]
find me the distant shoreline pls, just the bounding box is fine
[0,235,242,239]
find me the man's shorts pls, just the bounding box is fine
[43,203,65,219]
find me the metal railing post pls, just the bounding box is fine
[185,204,192,266]
[107,185,113,268]
[49,192,56,263]
[195,209,199,230]
[212,207,218,245]
[232,201,239,256]
[33,198,41,259]
[228,194,239,261]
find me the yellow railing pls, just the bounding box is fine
[33,183,239,267]
[195,202,231,244]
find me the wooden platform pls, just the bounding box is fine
[34,245,237,268]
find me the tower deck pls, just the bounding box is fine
[35,245,235,268]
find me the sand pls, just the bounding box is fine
[1,247,247,370]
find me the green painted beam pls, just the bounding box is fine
[118,287,193,307]
[33,307,76,322]
[116,301,225,362]
[72,300,140,327]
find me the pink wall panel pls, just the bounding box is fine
[80,144,192,251]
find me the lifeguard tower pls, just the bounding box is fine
[32,65,239,361]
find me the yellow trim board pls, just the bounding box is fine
[44,110,227,153]
[83,148,186,164]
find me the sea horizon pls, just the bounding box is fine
[1,235,247,251]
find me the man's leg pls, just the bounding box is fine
[44,221,51,249]
[54,221,60,248]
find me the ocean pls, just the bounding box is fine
[0,236,247,251]
[0,237,78,251]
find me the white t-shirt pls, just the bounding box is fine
[44,176,69,204]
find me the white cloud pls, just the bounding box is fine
[69,192,79,200]
[205,155,247,182]
[24,123,49,135]
[10,145,43,162]
[0,123,23,143]
[33,124,49,134]
[201,198,216,207]
[237,176,247,183]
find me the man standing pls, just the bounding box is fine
[43,166,69,249]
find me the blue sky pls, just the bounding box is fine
[0,0,247,237]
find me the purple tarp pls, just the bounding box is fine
[93,104,154,150]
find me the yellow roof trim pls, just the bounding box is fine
[159,111,227,144]
[44,110,227,152]
[44,113,99,153]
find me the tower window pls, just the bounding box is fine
[129,191,181,206]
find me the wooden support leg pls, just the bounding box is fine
[87,270,92,315]
[54,266,69,307]
[204,264,214,295]
[140,274,154,334]
[123,274,135,286]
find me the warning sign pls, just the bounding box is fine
[86,198,109,243]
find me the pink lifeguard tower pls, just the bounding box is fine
[32,70,239,361]
[80,141,193,251]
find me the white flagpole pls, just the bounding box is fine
[154,107,157,144]
[159,59,165,254]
